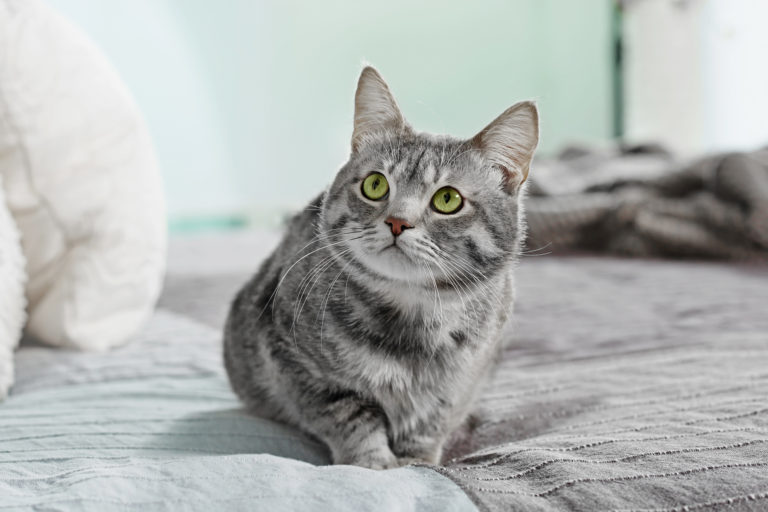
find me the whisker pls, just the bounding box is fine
[255,231,364,323]
[521,241,552,255]
[292,247,352,334]
[318,256,356,350]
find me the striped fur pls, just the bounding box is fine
[224,67,538,468]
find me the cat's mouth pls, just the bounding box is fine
[381,241,417,263]
[353,239,430,283]
[382,242,405,254]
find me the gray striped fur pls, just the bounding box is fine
[224,67,538,468]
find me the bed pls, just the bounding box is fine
[2,228,766,511]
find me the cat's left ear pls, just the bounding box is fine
[472,101,539,194]
[352,66,409,153]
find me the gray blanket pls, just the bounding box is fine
[525,146,768,261]
[437,256,768,511]
[161,232,768,512]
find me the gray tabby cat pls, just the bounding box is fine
[224,67,538,469]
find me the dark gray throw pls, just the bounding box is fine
[525,146,768,261]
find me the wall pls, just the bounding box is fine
[47,0,614,227]
[624,0,768,157]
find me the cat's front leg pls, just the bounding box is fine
[297,390,398,469]
[392,434,446,466]
[389,406,457,465]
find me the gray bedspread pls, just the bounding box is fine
[163,232,768,511]
[5,230,767,511]
[439,256,768,511]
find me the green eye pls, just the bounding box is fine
[361,172,389,200]
[432,186,463,214]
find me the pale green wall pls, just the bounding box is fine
[47,0,613,228]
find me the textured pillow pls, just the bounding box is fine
[0,176,26,398]
[0,0,166,350]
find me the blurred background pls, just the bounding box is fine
[46,0,768,232]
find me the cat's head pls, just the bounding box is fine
[321,67,538,287]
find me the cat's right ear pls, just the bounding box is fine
[472,101,539,195]
[352,67,409,153]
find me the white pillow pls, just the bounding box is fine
[0,0,166,350]
[0,177,26,398]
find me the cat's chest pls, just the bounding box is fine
[324,287,507,433]
[367,330,491,435]
[341,298,494,389]
[322,279,507,405]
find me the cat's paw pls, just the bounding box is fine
[338,446,399,470]
[360,457,400,470]
[395,456,429,467]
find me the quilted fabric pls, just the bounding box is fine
[0,176,25,399]
[0,0,166,349]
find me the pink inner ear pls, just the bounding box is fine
[499,165,515,187]
[494,162,530,195]
[472,134,531,192]
[472,101,538,194]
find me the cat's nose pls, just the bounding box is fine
[385,216,414,236]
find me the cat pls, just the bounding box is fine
[224,66,538,469]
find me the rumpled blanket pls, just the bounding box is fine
[525,145,768,261]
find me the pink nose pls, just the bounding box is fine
[385,216,414,236]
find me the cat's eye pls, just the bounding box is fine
[361,172,389,200]
[431,186,463,214]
